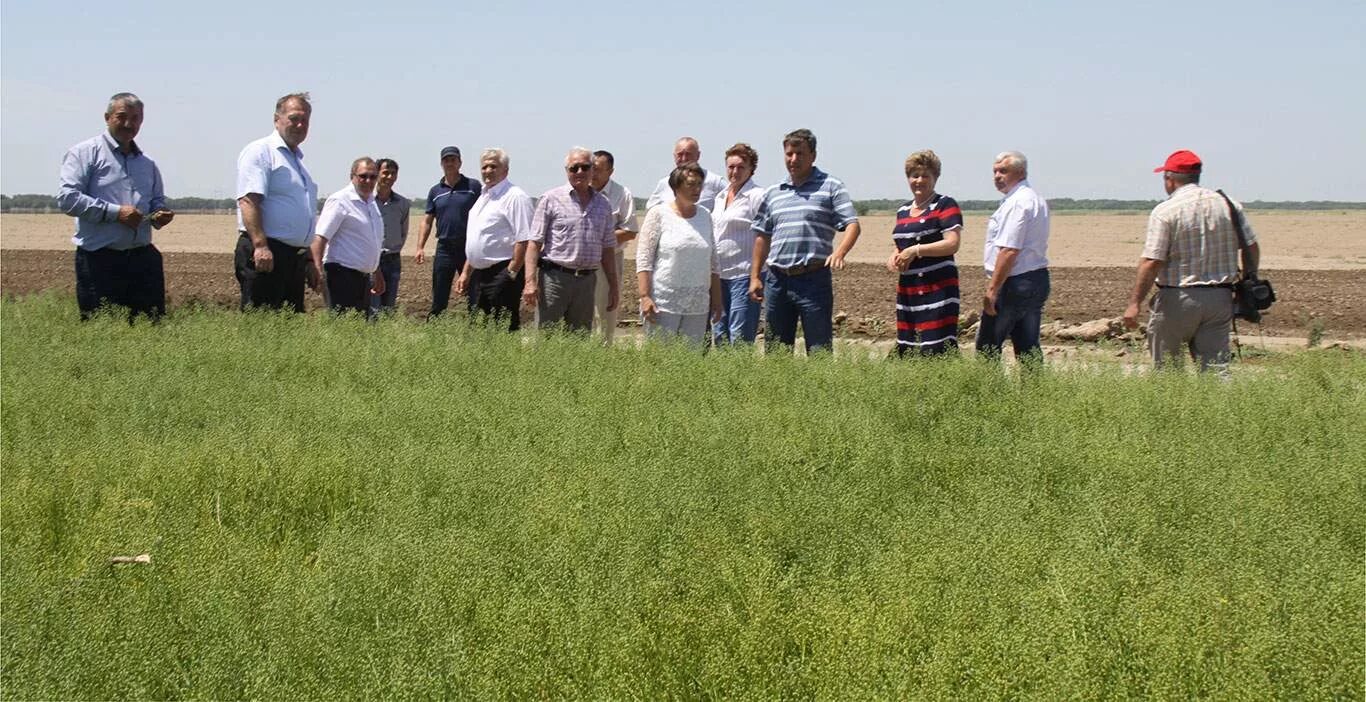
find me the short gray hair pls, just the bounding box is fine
[105,92,142,115]
[1167,171,1200,186]
[275,92,312,115]
[564,146,592,166]
[481,147,509,168]
[350,156,377,176]
[994,151,1028,175]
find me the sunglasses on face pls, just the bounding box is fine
[567,163,592,173]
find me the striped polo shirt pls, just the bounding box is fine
[751,167,858,268]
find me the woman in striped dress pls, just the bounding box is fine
[886,150,963,356]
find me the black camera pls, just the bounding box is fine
[1234,276,1276,323]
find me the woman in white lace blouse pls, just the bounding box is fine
[636,162,722,346]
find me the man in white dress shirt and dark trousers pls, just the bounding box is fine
[456,148,533,332]
[976,150,1051,365]
[309,157,385,316]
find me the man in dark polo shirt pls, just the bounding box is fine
[414,145,481,317]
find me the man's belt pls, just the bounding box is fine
[540,259,596,277]
[770,261,827,276]
[379,251,402,261]
[1157,282,1234,289]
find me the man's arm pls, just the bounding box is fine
[983,248,1020,316]
[644,178,669,211]
[148,163,174,229]
[308,234,328,292]
[1242,241,1260,278]
[601,245,619,312]
[522,241,542,308]
[827,221,862,270]
[1122,258,1165,329]
[615,185,637,245]
[56,147,142,227]
[749,234,771,302]
[237,193,274,273]
[414,213,435,264]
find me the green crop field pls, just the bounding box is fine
[2,295,1363,699]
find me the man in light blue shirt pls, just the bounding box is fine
[234,92,320,312]
[57,92,175,321]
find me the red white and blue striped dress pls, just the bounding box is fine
[893,194,962,356]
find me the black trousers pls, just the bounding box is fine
[324,262,371,316]
[430,239,466,317]
[235,233,308,313]
[467,259,523,331]
[75,244,165,322]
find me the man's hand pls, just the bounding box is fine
[639,295,659,323]
[748,276,764,303]
[825,252,845,271]
[370,270,386,297]
[253,243,275,273]
[983,290,998,317]
[522,282,539,309]
[149,210,175,229]
[305,261,322,292]
[606,282,620,312]
[414,247,426,265]
[709,296,724,325]
[455,271,469,296]
[116,205,144,229]
[1122,302,1142,330]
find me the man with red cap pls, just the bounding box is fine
[1123,150,1261,374]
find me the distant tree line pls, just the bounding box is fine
[5,192,1363,215]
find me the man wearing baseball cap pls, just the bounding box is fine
[1122,149,1261,374]
[414,145,481,317]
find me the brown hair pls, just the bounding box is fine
[904,150,942,178]
[667,162,706,193]
[724,143,759,171]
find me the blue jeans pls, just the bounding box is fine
[976,268,1050,363]
[764,267,833,354]
[370,253,401,315]
[713,276,761,345]
[430,241,464,317]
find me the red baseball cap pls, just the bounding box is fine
[1154,149,1202,174]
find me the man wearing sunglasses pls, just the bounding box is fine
[522,147,619,333]
[309,157,385,316]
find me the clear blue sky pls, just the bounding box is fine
[3,0,1363,202]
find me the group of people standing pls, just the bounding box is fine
[57,91,1262,372]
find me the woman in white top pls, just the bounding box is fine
[710,143,763,344]
[636,162,722,346]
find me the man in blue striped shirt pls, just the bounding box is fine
[748,129,862,354]
[57,92,175,321]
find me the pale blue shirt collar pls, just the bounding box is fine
[100,131,142,157]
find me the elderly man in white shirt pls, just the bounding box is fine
[309,157,385,316]
[589,149,637,343]
[976,150,1051,364]
[643,136,728,211]
[456,148,533,332]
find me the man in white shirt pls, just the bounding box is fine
[643,137,727,211]
[590,149,636,343]
[456,148,533,331]
[976,150,1051,364]
[309,157,385,316]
